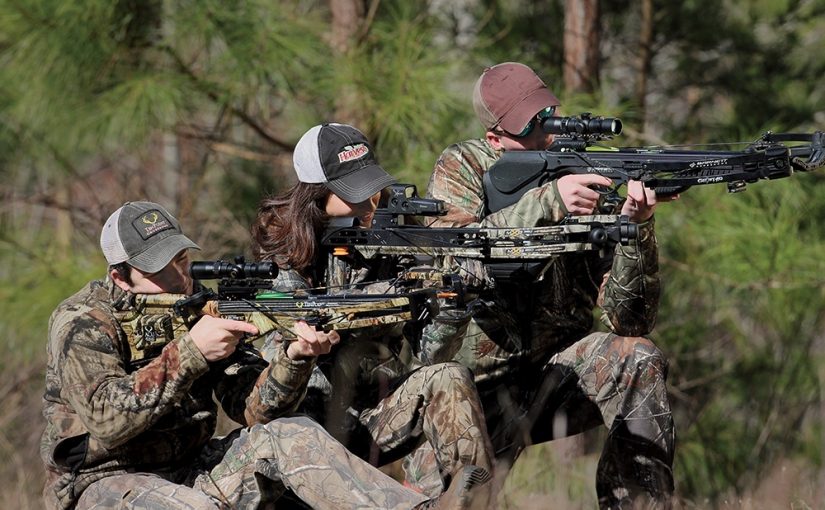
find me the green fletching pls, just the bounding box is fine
[256,292,293,299]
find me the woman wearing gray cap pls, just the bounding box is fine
[251,123,495,506]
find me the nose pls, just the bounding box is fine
[359,199,378,214]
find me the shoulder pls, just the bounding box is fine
[435,139,499,175]
[50,280,115,328]
[48,280,122,352]
[438,138,496,161]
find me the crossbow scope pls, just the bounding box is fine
[541,112,622,137]
[189,256,277,280]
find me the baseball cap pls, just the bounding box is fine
[472,62,561,134]
[100,201,200,273]
[293,123,396,203]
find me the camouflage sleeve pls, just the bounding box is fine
[479,180,568,228]
[598,217,660,335]
[240,342,315,425]
[426,142,488,227]
[224,268,316,424]
[52,309,209,449]
[426,140,568,229]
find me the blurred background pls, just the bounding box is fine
[2,0,824,507]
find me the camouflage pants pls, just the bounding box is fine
[75,416,428,510]
[331,362,495,488]
[406,332,675,509]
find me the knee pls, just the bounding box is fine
[257,415,329,441]
[420,362,475,388]
[611,336,669,378]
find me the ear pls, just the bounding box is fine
[485,130,505,150]
[109,267,132,292]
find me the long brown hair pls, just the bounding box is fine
[251,182,330,275]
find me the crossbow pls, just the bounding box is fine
[483,113,825,214]
[322,184,638,286]
[115,257,439,364]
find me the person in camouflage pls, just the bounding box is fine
[405,62,676,509]
[250,123,495,502]
[41,200,481,510]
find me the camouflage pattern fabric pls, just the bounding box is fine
[261,261,495,487]
[407,332,674,507]
[410,138,674,507]
[421,139,661,380]
[425,138,568,229]
[42,279,319,510]
[76,474,219,509]
[75,417,429,510]
[356,363,493,483]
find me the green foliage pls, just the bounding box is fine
[218,156,283,239]
[0,224,104,365]
[500,443,598,508]
[331,3,473,188]
[656,178,825,500]
[0,0,331,167]
[470,0,566,81]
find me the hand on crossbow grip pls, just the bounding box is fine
[622,180,673,222]
[286,321,341,361]
[557,174,614,215]
[190,315,259,362]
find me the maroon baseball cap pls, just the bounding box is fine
[472,62,561,134]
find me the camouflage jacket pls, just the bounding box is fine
[421,138,660,382]
[41,279,314,510]
[261,255,422,430]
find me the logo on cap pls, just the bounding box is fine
[133,209,174,239]
[338,143,369,163]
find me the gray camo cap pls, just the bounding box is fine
[100,201,200,273]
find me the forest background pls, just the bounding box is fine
[2,0,824,508]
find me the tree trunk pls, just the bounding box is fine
[330,0,365,54]
[563,0,600,94]
[636,0,654,133]
[55,185,72,250]
[329,0,367,127]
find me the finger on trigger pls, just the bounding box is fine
[583,174,613,187]
[220,318,259,336]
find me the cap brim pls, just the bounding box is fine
[128,234,201,273]
[498,87,561,134]
[324,163,397,203]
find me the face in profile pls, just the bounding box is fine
[489,107,558,151]
[114,250,194,295]
[324,191,381,227]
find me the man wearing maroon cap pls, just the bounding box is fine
[408,62,676,508]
